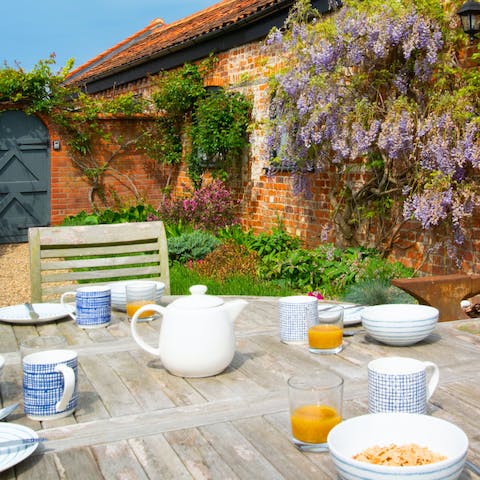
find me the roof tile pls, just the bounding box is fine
[67,0,286,85]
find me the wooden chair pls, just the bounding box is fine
[28,221,170,302]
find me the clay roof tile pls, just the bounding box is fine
[67,0,285,84]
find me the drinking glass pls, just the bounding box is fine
[288,370,343,452]
[308,305,344,354]
[20,335,68,359]
[126,281,157,322]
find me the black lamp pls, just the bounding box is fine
[457,0,480,43]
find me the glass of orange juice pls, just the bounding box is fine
[308,304,344,354]
[288,371,343,451]
[126,281,157,322]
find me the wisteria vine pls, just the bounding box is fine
[266,0,480,253]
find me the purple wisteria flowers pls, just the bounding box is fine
[265,0,480,247]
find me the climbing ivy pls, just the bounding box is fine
[0,54,251,206]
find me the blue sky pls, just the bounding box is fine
[1,1,217,73]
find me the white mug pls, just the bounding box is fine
[368,356,439,414]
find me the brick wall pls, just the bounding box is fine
[7,39,478,275]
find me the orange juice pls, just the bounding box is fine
[290,404,342,443]
[126,300,155,319]
[308,324,343,349]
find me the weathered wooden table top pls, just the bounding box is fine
[0,297,479,479]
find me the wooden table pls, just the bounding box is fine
[0,297,479,479]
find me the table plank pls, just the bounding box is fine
[129,434,193,480]
[92,441,149,479]
[234,413,334,480]
[199,421,284,479]
[104,351,175,411]
[164,428,239,479]
[55,447,104,479]
[79,354,140,417]
[15,452,60,479]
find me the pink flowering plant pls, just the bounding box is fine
[158,180,240,232]
[266,0,480,258]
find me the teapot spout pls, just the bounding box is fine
[225,299,248,324]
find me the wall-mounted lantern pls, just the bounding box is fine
[457,0,480,43]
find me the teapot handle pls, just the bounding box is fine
[130,304,165,356]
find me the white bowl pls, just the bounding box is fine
[110,281,165,311]
[361,304,438,346]
[328,413,468,480]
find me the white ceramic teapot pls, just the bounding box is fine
[130,285,248,378]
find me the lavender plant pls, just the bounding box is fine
[266,0,480,256]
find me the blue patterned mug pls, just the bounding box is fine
[368,356,439,414]
[61,285,111,328]
[278,296,318,344]
[23,349,78,420]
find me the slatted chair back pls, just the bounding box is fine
[28,221,170,303]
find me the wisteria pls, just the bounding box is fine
[266,0,480,249]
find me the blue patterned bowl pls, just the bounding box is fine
[361,304,438,346]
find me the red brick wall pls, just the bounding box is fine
[34,114,172,224]
[6,39,478,275]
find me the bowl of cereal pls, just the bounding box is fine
[327,413,468,480]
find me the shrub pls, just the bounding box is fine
[342,279,416,305]
[158,180,240,232]
[259,244,413,298]
[62,205,157,226]
[168,230,221,264]
[216,224,256,247]
[246,225,302,258]
[190,241,260,281]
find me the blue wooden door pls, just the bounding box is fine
[0,110,50,243]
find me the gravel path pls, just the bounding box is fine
[0,243,30,307]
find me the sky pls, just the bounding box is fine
[1,1,217,73]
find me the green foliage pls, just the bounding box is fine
[217,225,257,246]
[167,230,221,264]
[247,225,302,258]
[0,55,74,112]
[259,243,413,298]
[355,256,415,283]
[188,90,252,187]
[163,220,195,238]
[138,116,183,164]
[102,92,148,115]
[61,205,158,226]
[150,62,251,187]
[342,278,416,305]
[152,63,205,115]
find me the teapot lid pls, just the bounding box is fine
[173,285,224,310]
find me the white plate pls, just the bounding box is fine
[318,303,365,326]
[0,423,39,473]
[0,303,74,324]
